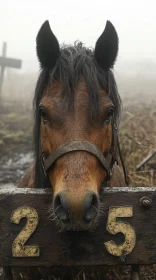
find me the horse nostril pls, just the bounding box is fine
[53,194,70,222]
[83,192,99,222]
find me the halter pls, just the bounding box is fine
[40,122,119,185]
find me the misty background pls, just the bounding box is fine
[0,0,156,102]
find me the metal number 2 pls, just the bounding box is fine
[104,206,136,257]
[11,206,40,257]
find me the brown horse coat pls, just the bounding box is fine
[18,162,126,189]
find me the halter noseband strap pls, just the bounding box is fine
[41,121,119,183]
[42,140,113,177]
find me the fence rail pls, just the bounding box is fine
[0,187,156,267]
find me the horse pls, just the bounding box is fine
[12,20,128,279]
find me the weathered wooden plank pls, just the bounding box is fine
[147,161,156,169]
[136,150,156,171]
[0,57,22,69]
[0,187,156,267]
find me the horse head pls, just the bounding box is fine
[34,20,122,231]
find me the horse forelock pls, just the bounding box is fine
[33,41,122,188]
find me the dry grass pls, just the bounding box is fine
[9,265,156,280]
[120,99,156,187]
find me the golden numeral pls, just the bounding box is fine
[11,206,40,257]
[104,206,136,257]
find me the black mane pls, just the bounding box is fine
[33,42,122,188]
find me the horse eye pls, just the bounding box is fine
[39,106,49,123]
[104,106,114,124]
[105,106,114,121]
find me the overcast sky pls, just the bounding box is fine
[0,0,156,72]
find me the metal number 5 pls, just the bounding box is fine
[104,206,136,257]
[11,206,40,257]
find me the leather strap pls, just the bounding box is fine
[112,125,118,163]
[42,140,113,176]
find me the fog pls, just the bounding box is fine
[1,0,156,70]
[0,0,156,100]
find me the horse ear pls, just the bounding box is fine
[94,21,118,71]
[36,20,60,69]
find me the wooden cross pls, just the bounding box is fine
[0,42,22,99]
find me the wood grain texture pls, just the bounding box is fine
[0,187,156,267]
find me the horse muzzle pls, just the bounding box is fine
[53,191,99,231]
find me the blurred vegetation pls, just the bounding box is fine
[0,71,35,156]
[0,99,33,156]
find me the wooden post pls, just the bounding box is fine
[3,268,13,280]
[0,42,22,101]
[150,169,154,185]
[0,42,7,100]
[130,265,141,280]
